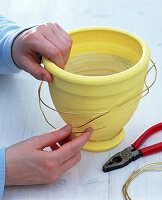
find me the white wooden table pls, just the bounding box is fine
[0,0,162,199]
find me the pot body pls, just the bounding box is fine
[43,27,150,151]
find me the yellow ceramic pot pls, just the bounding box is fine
[42,27,150,152]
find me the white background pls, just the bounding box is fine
[0,0,162,199]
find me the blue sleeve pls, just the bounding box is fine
[0,15,31,74]
[0,148,5,200]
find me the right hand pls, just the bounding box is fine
[12,23,72,82]
[5,125,93,186]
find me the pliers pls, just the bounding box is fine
[103,122,162,172]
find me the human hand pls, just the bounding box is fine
[12,23,73,82]
[5,125,93,186]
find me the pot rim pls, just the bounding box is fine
[43,27,150,85]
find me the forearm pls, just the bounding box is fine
[0,148,5,199]
[0,15,30,74]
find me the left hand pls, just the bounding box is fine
[12,23,73,82]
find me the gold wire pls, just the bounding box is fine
[122,162,162,200]
[38,59,157,132]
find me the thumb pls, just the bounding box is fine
[34,125,72,149]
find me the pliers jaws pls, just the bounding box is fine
[103,146,143,172]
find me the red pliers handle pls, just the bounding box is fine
[132,122,162,156]
[103,122,162,172]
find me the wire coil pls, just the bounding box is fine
[122,162,162,200]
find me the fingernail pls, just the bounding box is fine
[62,124,72,131]
[88,130,94,134]
[43,75,48,82]
[85,127,94,134]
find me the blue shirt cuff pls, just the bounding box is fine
[2,26,33,73]
[0,148,6,199]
